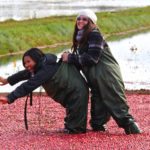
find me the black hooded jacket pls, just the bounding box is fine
[7,53,60,103]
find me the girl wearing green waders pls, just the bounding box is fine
[62,9,142,134]
[0,48,89,134]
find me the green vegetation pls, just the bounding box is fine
[0,44,71,66]
[98,7,150,34]
[0,6,150,55]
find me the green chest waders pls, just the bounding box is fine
[82,47,134,128]
[42,62,89,133]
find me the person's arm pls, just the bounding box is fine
[7,69,31,85]
[5,64,57,104]
[67,30,106,66]
[0,70,30,104]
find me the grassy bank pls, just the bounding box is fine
[0,44,71,65]
[0,6,150,55]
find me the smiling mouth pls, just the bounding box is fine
[26,67,32,72]
[78,24,84,28]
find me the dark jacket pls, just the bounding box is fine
[68,29,108,67]
[7,53,59,103]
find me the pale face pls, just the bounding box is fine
[77,15,88,30]
[24,56,36,74]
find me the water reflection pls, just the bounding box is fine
[1,0,150,21]
[109,31,150,89]
[0,31,150,92]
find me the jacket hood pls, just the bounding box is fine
[44,53,57,65]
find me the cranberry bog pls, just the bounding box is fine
[0,93,149,150]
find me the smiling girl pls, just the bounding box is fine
[62,9,142,135]
[0,48,89,134]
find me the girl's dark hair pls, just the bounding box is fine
[71,19,99,53]
[22,48,45,72]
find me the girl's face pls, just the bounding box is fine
[24,56,36,74]
[76,15,88,30]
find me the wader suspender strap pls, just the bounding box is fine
[24,92,32,130]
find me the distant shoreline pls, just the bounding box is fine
[0,25,150,58]
[0,6,150,55]
[1,0,148,22]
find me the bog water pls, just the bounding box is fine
[0,0,150,21]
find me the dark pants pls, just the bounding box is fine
[43,62,89,133]
[90,88,111,128]
[83,47,135,128]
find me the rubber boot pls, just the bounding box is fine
[124,122,142,135]
[92,124,107,131]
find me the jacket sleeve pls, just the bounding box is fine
[7,64,57,104]
[7,69,31,85]
[68,30,106,66]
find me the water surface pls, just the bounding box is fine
[109,31,150,90]
[0,31,150,93]
[1,0,150,21]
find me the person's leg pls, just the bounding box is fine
[63,108,69,132]
[86,46,142,134]
[90,88,110,131]
[98,72,142,134]
[64,90,89,134]
[43,62,89,134]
